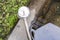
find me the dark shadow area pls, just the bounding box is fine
[31,0,60,30]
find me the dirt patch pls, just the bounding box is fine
[31,0,60,30]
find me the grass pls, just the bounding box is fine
[0,0,30,40]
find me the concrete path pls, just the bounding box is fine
[8,19,28,40]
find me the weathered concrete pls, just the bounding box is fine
[8,19,28,40]
[27,0,48,27]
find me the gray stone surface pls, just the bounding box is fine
[8,19,28,40]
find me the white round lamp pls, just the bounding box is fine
[18,6,31,40]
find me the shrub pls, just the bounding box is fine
[0,0,29,40]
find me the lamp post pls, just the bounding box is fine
[18,6,31,40]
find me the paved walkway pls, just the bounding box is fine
[8,19,28,40]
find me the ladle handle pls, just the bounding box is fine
[24,18,31,40]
